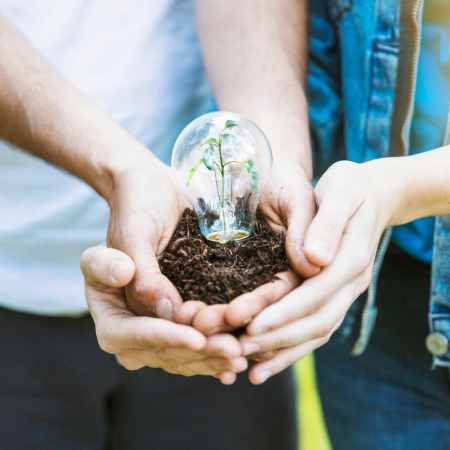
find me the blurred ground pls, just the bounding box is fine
[295,354,331,450]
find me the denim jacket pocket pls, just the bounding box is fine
[364,40,400,160]
[328,0,353,21]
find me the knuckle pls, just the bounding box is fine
[351,249,371,275]
[331,160,358,178]
[156,347,180,366]
[134,328,150,348]
[117,353,142,371]
[164,366,180,375]
[318,216,342,240]
[96,330,118,355]
[284,352,301,368]
[170,365,191,377]
[271,335,287,351]
[359,268,373,291]
[319,333,332,347]
[315,314,334,339]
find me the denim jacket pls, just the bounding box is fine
[308,0,450,367]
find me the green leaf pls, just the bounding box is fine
[245,160,259,194]
[224,120,238,130]
[202,144,215,170]
[219,133,235,145]
[186,158,204,187]
[202,138,218,146]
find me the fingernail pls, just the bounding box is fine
[109,260,124,284]
[155,297,173,321]
[258,370,272,384]
[311,240,332,263]
[243,343,261,356]
[241,317,252,326]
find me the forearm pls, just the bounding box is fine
[195,0,311,177]
[0,16,164,202]
[365,146,450,226]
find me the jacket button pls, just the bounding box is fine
[426,333,449,356]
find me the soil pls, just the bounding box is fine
[159,209,292,305]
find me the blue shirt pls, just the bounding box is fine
[391,0,450,264]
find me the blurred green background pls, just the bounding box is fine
[295,354,331,450]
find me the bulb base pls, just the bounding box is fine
[207,230,249,244]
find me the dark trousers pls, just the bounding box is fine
[0,306,297,450]
[315,245,450,450]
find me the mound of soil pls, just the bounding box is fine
[159,209,292,305]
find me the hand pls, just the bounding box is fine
[81,244,248,384]
[257,158,319,278]
[179,159,315,334]
[107,163,190,320]
[237,160,403,384]
[175,159,315,380]
[175,269,302,380]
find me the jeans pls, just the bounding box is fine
[315,244,450,450]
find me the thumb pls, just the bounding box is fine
[304,183,361,267]
[124,249,184,322]
[81,244,135,287]
[284,195,321,279]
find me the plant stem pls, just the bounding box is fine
[218,138,227,237]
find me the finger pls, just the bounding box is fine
[117,346,245,374]
[95,315,206,355]
[248,351,277,362]
[241,284,354,354]
[248,338,323,384]
[283,186,321,278]
[225,271,302,329]
[81,244,135,287]
[125,251,183,321]
[304,166,363,266]
[155,333,243,361]
[217,372,237,385]
[247,213,377,336]
[203,333,243,359]
[165,356,248,377]
[175,301,207,326]
[192,304,235,335]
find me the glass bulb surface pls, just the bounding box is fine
[172,112,273,243]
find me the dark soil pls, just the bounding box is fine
[159,209,292,305]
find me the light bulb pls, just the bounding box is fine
[172,111,273,243]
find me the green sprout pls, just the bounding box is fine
[186,120,259,238]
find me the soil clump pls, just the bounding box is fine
[159,209,292,305]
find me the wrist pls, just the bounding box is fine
[362,158,411,228]
[95,140,170,205]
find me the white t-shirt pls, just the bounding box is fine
[0,0,212,316]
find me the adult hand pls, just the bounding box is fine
[106,163,191,320]
[81,244,248,384]
[237,160,405,384]
[178,159,315,354]
[256,158,319,279]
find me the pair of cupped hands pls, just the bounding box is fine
[81,156,400,385]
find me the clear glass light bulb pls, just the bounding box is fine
[172,111,273,243]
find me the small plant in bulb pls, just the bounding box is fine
[164,112,286,306]
[186,120,258,242]
[172,111,273,245]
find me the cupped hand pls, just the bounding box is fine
[257,158,319,279]
[237,160,403,384]
[175,270,303,381]
[106,162,189,320]
[81,244,248,384]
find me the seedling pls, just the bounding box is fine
[186,120,259,240]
